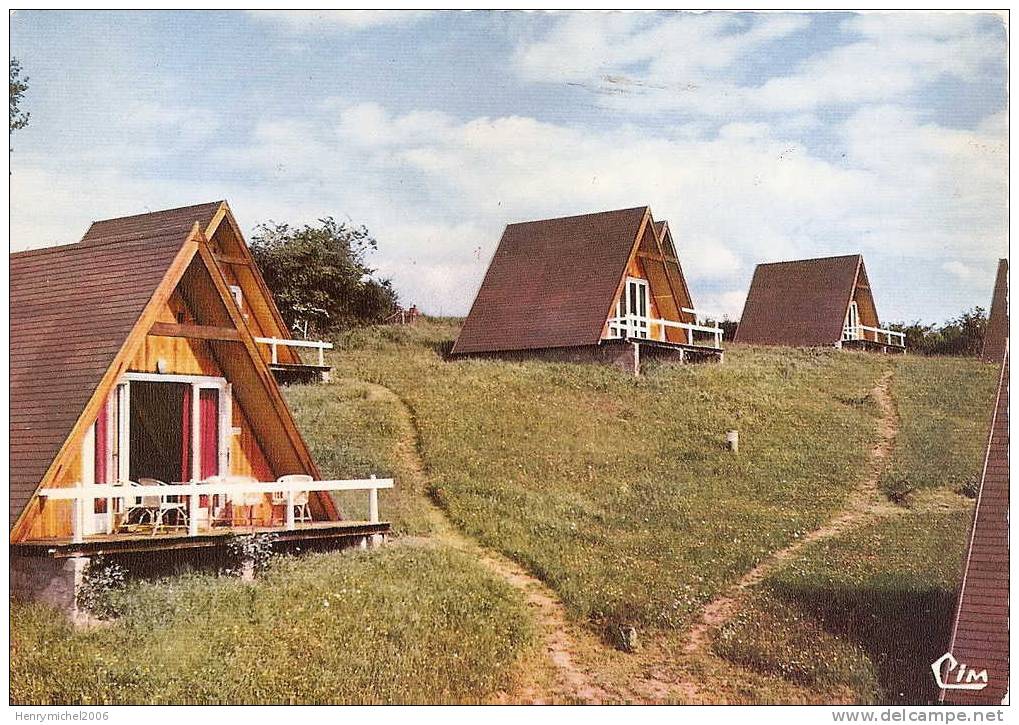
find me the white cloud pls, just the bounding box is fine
[247,10,430,32]
[943,260,975,282]
[515,12,1005,117]
[16,92,1001,321]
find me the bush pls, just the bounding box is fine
[75,556,127,619]
[225,533,278,576]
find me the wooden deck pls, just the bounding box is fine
[629,336,725,364]
[269,362,332,384]
[11,520,390,558]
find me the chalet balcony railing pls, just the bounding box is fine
[842,325,905,347]
[606,312,723,349]
[254,336,334,367]
[38,476,393,543]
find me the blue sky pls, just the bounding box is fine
[10,10,1008,323]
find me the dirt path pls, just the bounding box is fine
[360,368,899,703]
[682,369,900,655]
[362,382,610,704]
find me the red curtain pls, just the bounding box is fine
[94,396,109,513]
[94,396,109,484]
[199,388,220,479]
[181,385,192,481]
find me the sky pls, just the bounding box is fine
[9,10,1008,323]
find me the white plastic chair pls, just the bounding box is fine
[275,474,313,524]
[225,475,265,528]
[137,478,188,535]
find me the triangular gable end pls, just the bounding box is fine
[607,211,696,345]
[847,257,882,343]
[653,221,696,320]
[602,207,654,331]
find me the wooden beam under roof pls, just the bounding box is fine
[636,250,679,264]
[149,322,242,341]
[213,252,250,266]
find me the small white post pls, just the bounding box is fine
[72,497,83,544]
[286,489,296,531]
[271,341,278,364]
[369,475,379,524]
[317,342,325,367]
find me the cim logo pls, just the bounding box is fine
[931,652,989,691]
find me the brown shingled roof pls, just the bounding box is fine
[10,227,196,527]
[734,254,868,347]
[452,206,650,354]
[942,352,1009,705]
[80,201,223,246]
[981,259,1008,364]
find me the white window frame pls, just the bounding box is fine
[843,301,861,341]
[609,277,651,339]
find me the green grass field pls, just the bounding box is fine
[880,355,999,502]
[328,320,895,631]
[714,352,997,704]
[11,544,534,705]
[11,319,997,705]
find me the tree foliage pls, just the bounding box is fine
[249,217,399,336]
[888,307,987,357]
[10,58,29,134]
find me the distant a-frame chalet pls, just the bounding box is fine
[451,206,723,375]
[981,258,1008,364]
[10,202,391,613]
[734,254,905,352]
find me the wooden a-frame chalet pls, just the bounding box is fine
[451,206,723,375]
[10,203,391,612]
[734,254,905,352]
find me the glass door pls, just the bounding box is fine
[843,301,860,341]
[627,278,650,339]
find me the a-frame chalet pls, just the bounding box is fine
[452,206,723,375]
[734,254,905,352]
[10,203,390,613]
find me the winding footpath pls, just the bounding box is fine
[361,368,900,703]
[682,369,900,656]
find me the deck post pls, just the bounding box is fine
[271,341,278,364]
[72,498,84,544]
[318,343,325,367]
[286,489,296,531]
[369,475,379,523]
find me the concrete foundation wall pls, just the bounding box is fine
[462,341,640,375]
[10,555,89,614]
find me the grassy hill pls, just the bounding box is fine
[11,319,998,704]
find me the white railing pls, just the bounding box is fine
[254,337,334,367]
[38,476,393,543]
[843,325,905,347]
[607,313,723,349]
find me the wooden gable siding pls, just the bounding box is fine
[942,354,1009,705]
[13,230,336,542]
[18,290,299,540]
[850,261,882,342]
